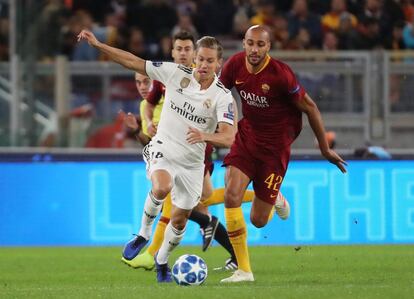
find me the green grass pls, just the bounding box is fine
[0,245,413,299]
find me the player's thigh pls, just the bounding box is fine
[171,165,204,210]
[144,142,173,197]
[224,165,251,208]
[252,158,288,206]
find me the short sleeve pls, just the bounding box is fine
[145,61,177,86]
[219,57,235,90]
[147,80,165,105]
[282,63,305,103]
[216,93,234,125]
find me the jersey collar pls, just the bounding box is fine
[245,54,271,75]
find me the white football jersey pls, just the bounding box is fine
[145,61,234,167]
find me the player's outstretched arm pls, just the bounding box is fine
[77,30,146,76]
[186,123,235,148]
[295,93,347,173]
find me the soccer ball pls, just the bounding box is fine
[172,254,208,286]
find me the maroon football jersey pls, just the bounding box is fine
[220,52,305,154]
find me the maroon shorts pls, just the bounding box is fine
[223,134,290,205]
[204,143,214,176]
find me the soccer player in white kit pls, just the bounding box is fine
[77,30,235,282]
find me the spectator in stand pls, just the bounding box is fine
[402,18,414,48]
[250,0,277,27]
[321,0,358,32]
[232,2,252,39]
[358,0,402,38]
[85,112,126,148]
[322,31,339,51]
[126,0,177,44]
[386,20,406,50]
[127,27,150,59]
[71,10,118,61]
[401,0,414,23]
[171,9,199,40]
[287,0,323,48]
[37,0,71,61]
[385,21,406,106]
[272,15,291,49]
[351,17,383,49]
[195,0,236,36]
[85,111,142,149]
[151,32,173,61]
[286,27,313,50]
[336,11,359,49]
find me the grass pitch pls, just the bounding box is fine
[0,245,413,299]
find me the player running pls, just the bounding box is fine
[122,32,240,271]
[219,25,347,283]
[78,30,235,283]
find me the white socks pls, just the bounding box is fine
[156,222,186,264]
[138,191,164,240]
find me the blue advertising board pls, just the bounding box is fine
[0,161,413,245]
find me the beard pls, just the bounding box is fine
[247,54,264,66]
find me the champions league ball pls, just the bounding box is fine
[172,254,208,286]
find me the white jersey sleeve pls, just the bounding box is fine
[145,61,177,86]
[216,89,234,126]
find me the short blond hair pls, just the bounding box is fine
[196,36,223,59]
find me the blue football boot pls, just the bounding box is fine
[122,235,148,260]
[154,254,172,283]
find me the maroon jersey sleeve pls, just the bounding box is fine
[219,55,236,90]
[146,80,165,105]
[281,63,305,103]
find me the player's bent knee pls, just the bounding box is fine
[170,218,187,231]
[151,184,172,200]
[224,188,243,208]
[250,214,268,228]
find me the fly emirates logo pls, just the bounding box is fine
[240,90,269,108]
[170,100,207,124]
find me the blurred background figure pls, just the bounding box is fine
[85,111,128,148]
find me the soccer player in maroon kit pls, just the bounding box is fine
[219,25,347,283]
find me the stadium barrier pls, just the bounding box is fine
[1,158,413,246]
[1,50,414,148]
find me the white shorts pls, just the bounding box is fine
[142,140,204,210]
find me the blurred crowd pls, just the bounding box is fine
[1,0,414,62]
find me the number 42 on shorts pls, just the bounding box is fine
[264,173,283,191]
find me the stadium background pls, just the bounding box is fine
[0,1,414,296]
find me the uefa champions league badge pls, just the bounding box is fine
[152,61,163,67]
[180,77,190,88]
[224,102,234,120]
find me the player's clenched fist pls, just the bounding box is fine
[77,30,99,47]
